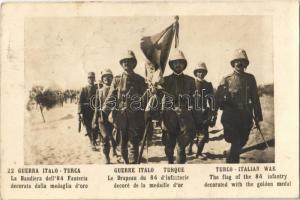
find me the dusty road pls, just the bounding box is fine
[24,96,274,165]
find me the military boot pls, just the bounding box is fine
[165,148,174,164]
[176,148,186,164]
[226,142,241,163]
[104,153,111,164]
[187,142,193,155]
[112,147,118,157]
[121,149,129,164]
[129,144,139,164]
[196,140,205,158]
[111,137,118,157]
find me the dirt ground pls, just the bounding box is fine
[24,96,274,165]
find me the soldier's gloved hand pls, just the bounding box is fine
[92,119,97,129]
[254,117,263,128]
[119,107,126,114]
[100,111,108,123]
[202,119,209,126]
[208,111,217,127]
[209,116,217,127]
[149,85,157,95]
[174,107,182,115]
[255,116,263,123]
[78,113,83,120]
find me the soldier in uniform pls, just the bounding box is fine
[78,72,98,151]
[103,50,147,164]
[160,50,196,164]
[215,48,263,163]
[188,62,217,157]
[93,69,118,164]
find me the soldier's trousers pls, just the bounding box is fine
[82,113,98,146]
[189,125,209,155]
[221,109,253,163]
[99,119,117,160]
[226,139,242,163]
[114,109,144,164]
[84,122,98,146]
[162,109,196,164]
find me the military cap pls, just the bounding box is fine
[230,48,249,67]
[194,62,207,76]
[101,68,113,80]
[168,49,187,68]
[119,50,137,65]
[88,72,95,78]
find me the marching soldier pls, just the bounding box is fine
[78,72,98,151]
[93,69,118,164]
[103,50,147,164]
[160,49,196,164]
[188,62,217,157]
[215,48,263,163]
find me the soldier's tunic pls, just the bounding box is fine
[194,78,214,132]
[161,73,196,164]
[78,84,98,145]
[190,78,214,153]
[216,71,263,163]
[94,85,117,158]
[103,72,147,164]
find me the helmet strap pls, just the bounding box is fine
[172,71,183,76]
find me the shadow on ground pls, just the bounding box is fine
[188,138,275,162]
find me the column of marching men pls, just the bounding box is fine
[77,48,263,164]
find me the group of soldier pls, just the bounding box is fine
[78,48,263,165]
[57,90,79,107]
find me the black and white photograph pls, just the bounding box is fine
[24,15,274,165]
[1,1,298,199]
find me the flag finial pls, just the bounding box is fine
[174,16,179,22]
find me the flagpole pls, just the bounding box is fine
[173,16,179,48]
[174,15,179,20]
[138,16,180,164]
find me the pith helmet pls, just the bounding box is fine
[119,50,137,65]
[168,49,187,68]
[230,48,249,67]
[88,72,95,78]
[194,62,207,76]
[101,69,113,80]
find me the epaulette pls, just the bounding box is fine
[184,74,194,80]
[243,72,254,78]
[218,73,234,85]
[135,73,145,80]
[224,72,234,79]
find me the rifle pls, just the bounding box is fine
[78,115,82,133]
[138,90,165,164]
[253,118,269,148]
[137,119,151,164]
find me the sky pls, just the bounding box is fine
[25,16,273,90]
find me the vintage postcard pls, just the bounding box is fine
[1,0,299,199]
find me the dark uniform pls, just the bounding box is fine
[215,49,263,163]
[78,72,98,149]
[161,50,196,164]
[189,62,215,156]
[103,51,147,164]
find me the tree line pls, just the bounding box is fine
[27,85,80,122]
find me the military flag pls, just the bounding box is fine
[138,17,180,164]
[140,16,179,77]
